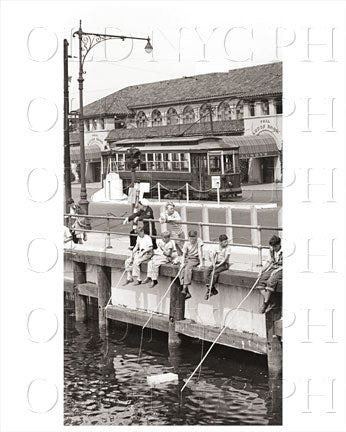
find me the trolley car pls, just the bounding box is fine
[101,136,242,200]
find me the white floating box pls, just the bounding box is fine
[147,373,178,387]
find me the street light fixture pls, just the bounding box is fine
[72,20,153,216]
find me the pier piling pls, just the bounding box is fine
[73,261,87,322]
[97,265,112,329]
[168,276,185,346]
[265,296,282,378]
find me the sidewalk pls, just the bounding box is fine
[64,232,268,273]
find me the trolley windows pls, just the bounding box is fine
[110,152,190,172]
[209,153,222,174]
[139,152,190,172]
[208,151,239,174]
[224,154,234,173]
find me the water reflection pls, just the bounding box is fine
[64,300,282,425]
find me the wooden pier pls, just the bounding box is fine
[64,249,282,377]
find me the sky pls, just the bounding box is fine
[61,1,285,108]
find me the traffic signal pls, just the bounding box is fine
[126,147,141,171]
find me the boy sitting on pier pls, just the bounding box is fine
[179,230,204,300]
[205,234,231,300]
[123,226,153,286]
[143,231,174,288]
[256,235,283,313]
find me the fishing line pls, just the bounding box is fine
[104,269,127,309]
[181,273,262,392]
[137,266,184,360]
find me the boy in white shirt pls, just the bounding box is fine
[143,231,174,288]
[123,227,153,285]
[205,234,231,300]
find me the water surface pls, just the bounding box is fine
[64,300,282,426]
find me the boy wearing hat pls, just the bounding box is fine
[179,230,204,299]
[124,198,157,249]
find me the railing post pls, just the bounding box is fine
[106,216,112,249]
[158,182,161,202]
[278,207,282,234]
[73,261,87,322]
[257,245,263,268]
[180,206,188,238]
[225,206,233,242]
[160,204,168,233]
[186,183,189,203]
[202,206,210,243]
[250,205,259,247]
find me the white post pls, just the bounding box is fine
[186,182,189,203]
[250,205,262,267]
[278,207,282,234]
[158,182,161,202]
[160,204,168,233]
[225,207,233,242]
[216,185,220,205]
[250,205,260,247]
[202,205,210,242]
[180,205,188,238]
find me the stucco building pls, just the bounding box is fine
[70,61,282,184]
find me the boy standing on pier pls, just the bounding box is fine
[205,234,231,300]
[256,235,283,313]
[123,226,153,286]
[179,230,204,300]
[143,231,174,288]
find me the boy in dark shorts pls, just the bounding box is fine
[179,230,203,300]
[256,235,283,313]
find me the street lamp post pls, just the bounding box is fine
[72,20,153,216]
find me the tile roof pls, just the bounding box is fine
[106,120,244,143]
[83,62,282,116]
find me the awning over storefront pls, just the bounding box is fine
[222,134,279,158]
[70,144,101,162]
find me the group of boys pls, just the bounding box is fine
[123,224,282,313]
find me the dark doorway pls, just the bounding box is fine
[262,157,275,183]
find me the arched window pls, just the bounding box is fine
[275,99,282,114]
[261,100,269,116]
[217,101,232,121]
[136,111,147,128]
[166,107,179,125]
[235,101,244,119]
[182,106,195,124]
[151,109,162,126]
[199,104,210,123]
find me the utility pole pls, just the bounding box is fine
[64,38,72,213]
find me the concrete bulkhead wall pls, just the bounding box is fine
[66,249,266,339]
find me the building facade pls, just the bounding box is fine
[70,62,282,184]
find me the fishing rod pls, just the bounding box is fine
[181,273,262,392]
[205,253,217,301]
[137,265,185,359]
